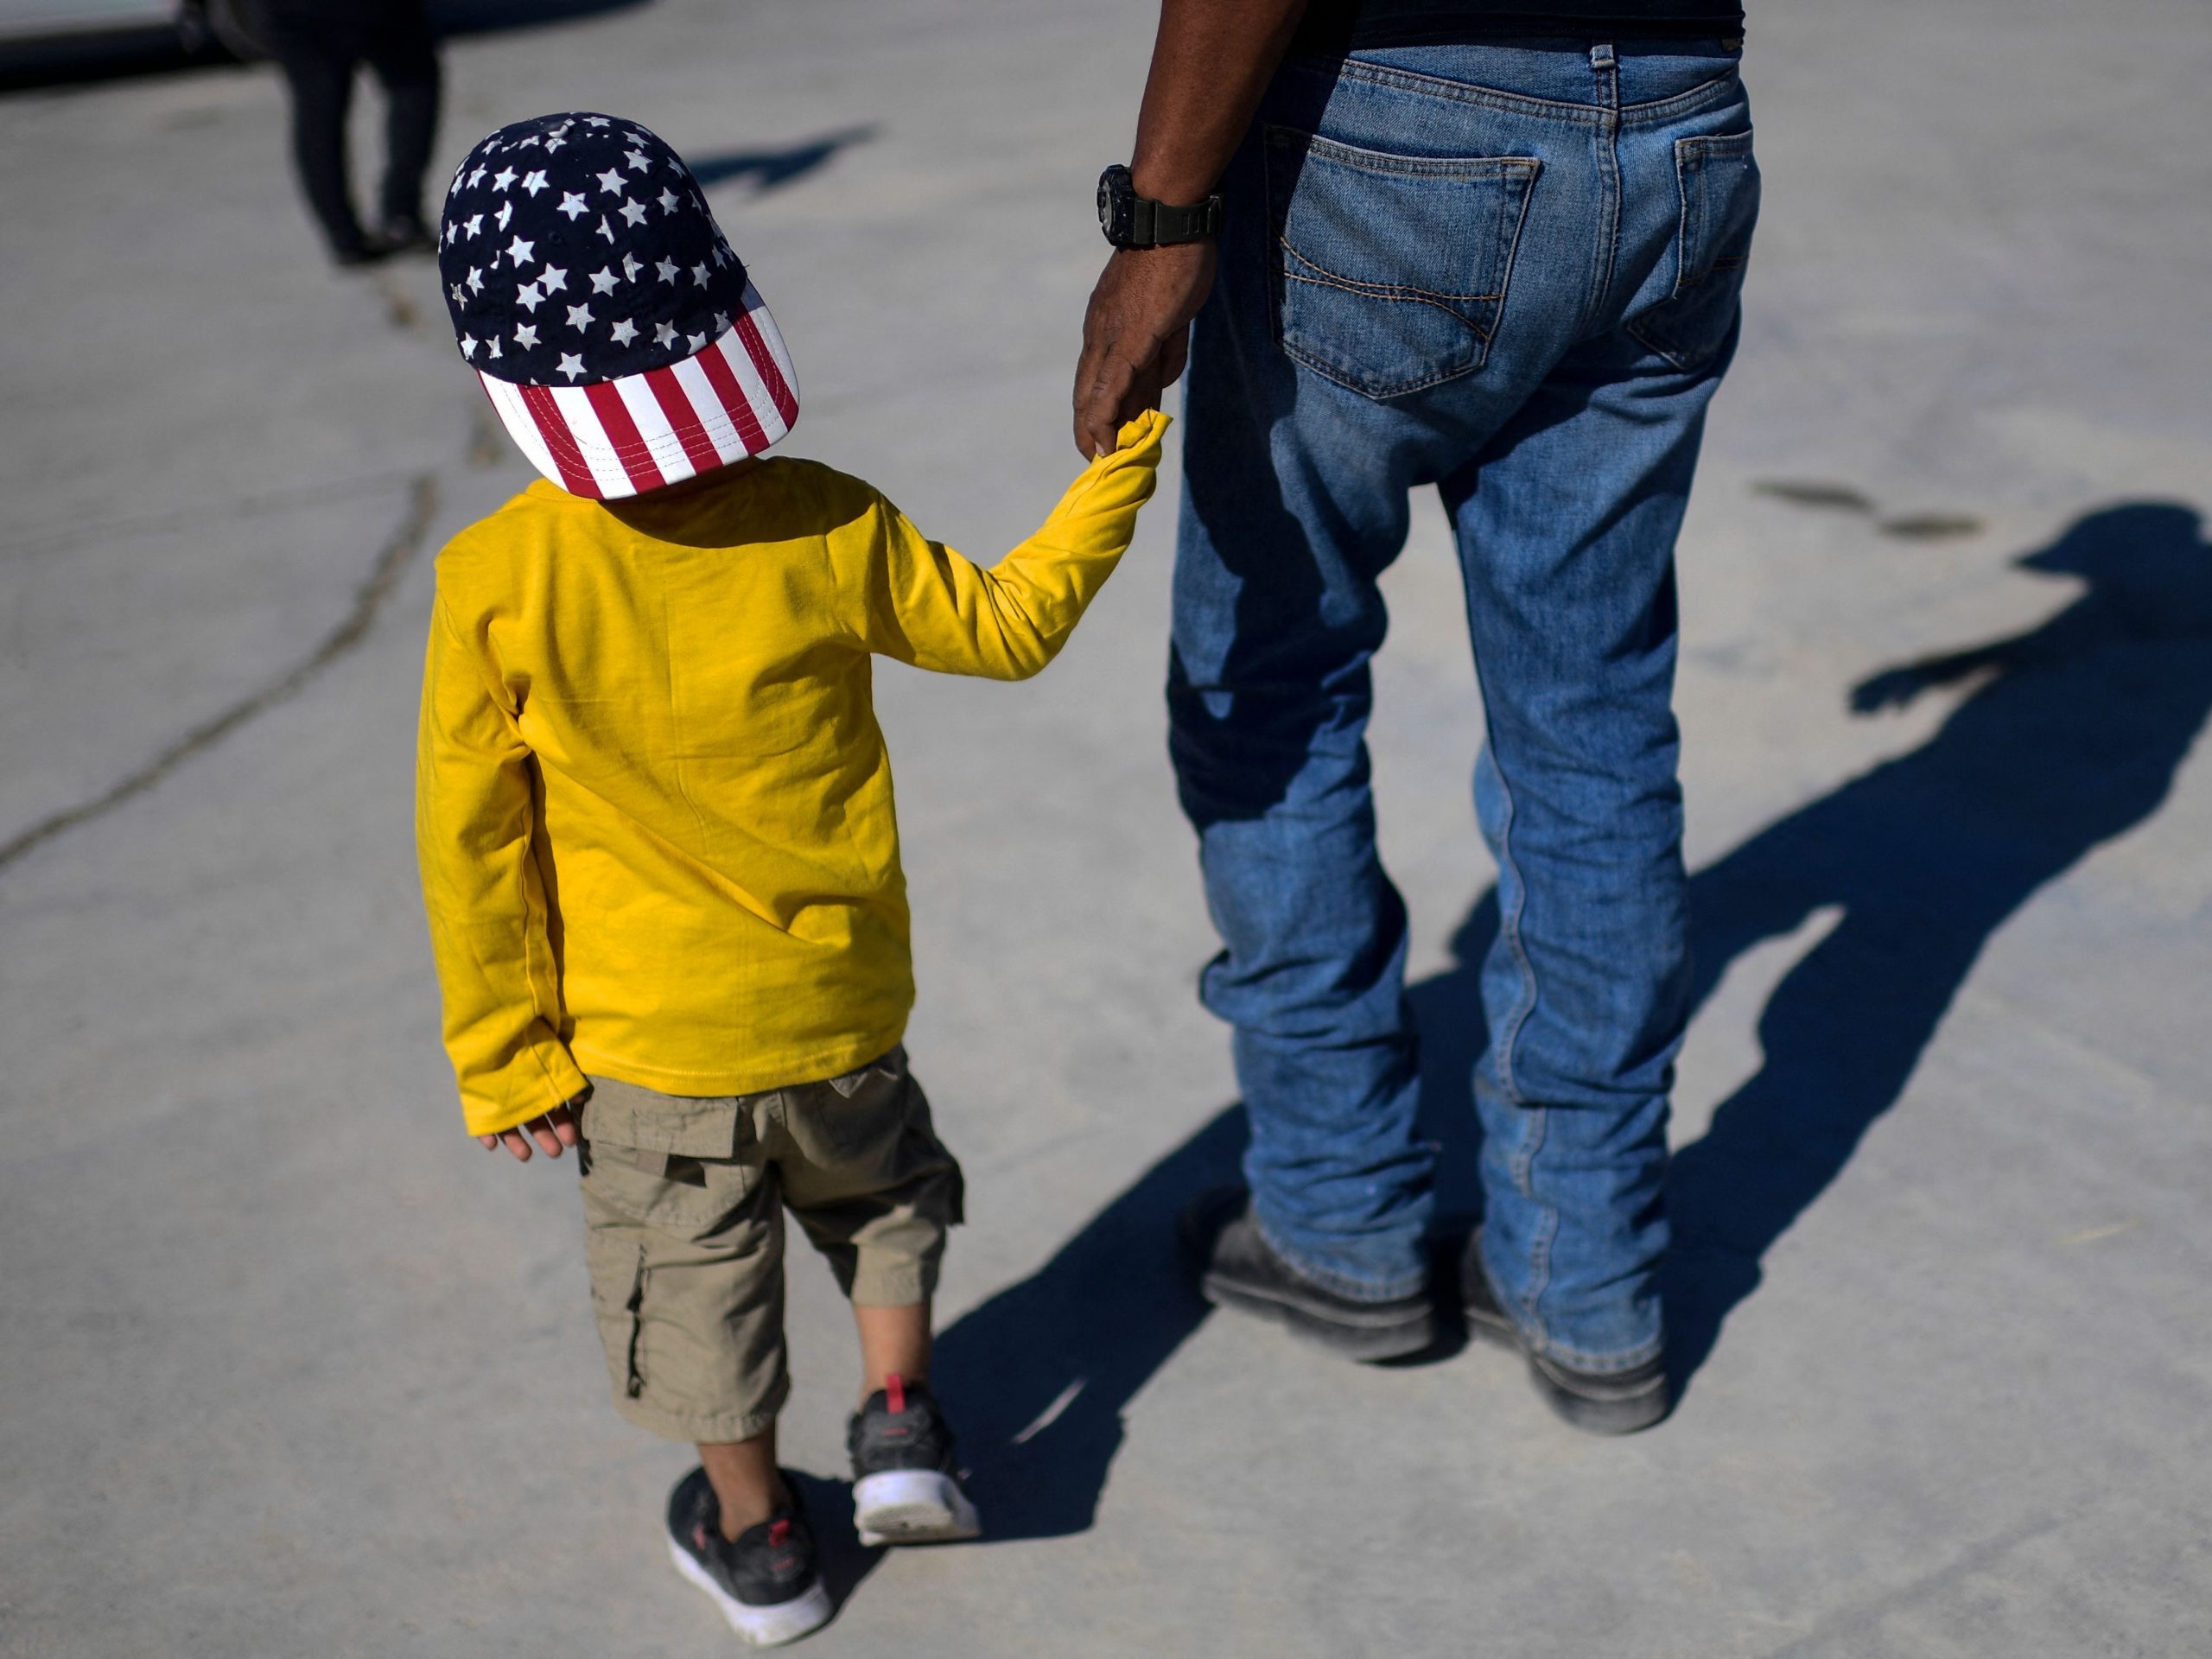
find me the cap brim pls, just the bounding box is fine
[476,281,798,499]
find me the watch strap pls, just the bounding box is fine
[1131,192,1224,246]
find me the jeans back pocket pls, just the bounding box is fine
[1265,126,1540,400]
[1628,129,1758,372]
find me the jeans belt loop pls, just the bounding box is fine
[1588,41,1617,72]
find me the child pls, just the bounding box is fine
[416,111,1164,1646]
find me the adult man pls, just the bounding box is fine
[1074,0,1757,1433]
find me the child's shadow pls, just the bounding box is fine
[927,1109,1246,1541]
[784,1471,883,1616]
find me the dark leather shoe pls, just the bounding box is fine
[1460,1232,1671,1434]
[1181,1186,1436,1362]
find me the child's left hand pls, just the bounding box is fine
[478,1096,583,1162]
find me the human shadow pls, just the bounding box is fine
[1656,500,2212,1374]
[688,126,877,195]
[1415,502,2212,1382]
[928,1108,1245,1541]
[782,1471,883,1620]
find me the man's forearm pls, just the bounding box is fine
[1128,0,1311,206]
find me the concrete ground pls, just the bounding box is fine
[4,1,2210,1654]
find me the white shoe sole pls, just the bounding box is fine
[667,1536,834,1647]
[853,1469,981,1547]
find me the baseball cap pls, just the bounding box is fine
[437,112,798,499]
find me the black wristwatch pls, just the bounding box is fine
[1096,164,1224,248]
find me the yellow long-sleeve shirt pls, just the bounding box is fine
[416,410,1166,1136]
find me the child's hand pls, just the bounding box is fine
[478,1096,583,1162]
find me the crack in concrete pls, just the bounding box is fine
[0,474,438,875]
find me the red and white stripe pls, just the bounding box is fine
[476,283,799,499]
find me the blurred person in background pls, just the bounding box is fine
[251,0,442,265]
[1075,0,1756,1433]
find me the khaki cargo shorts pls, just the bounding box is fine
[575,1047,963,1445]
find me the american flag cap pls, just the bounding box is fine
[436,111,798,500]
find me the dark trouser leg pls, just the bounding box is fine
[267,35,365,257]
[363,6,441,232]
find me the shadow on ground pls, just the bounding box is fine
[784,1471,883,1620]
[689,126,877,195]
[1416,499,2212,1388]
[929,1109,1244,1541]
[931,501,2212,1535]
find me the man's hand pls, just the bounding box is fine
[1070,0,1307,457]
[478,1096,582,1162]
[1073,241,1216,460]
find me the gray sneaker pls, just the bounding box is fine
[1182,1186,1436,1362]
[1459,1231,1672,1434]
[664,1467,833,1647]
[847,1376,980,1547]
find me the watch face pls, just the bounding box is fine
[1097,164,1132,245]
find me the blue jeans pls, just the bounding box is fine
[1172,39,1758,1369]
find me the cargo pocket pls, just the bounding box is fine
[1628,129,1758,371]
[586,1234,650,1401]
[1266,126,1540,399]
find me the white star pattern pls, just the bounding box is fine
[440,118,764,396]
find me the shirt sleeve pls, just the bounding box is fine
[842,409,1167,680]
[414,591,588,1138]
